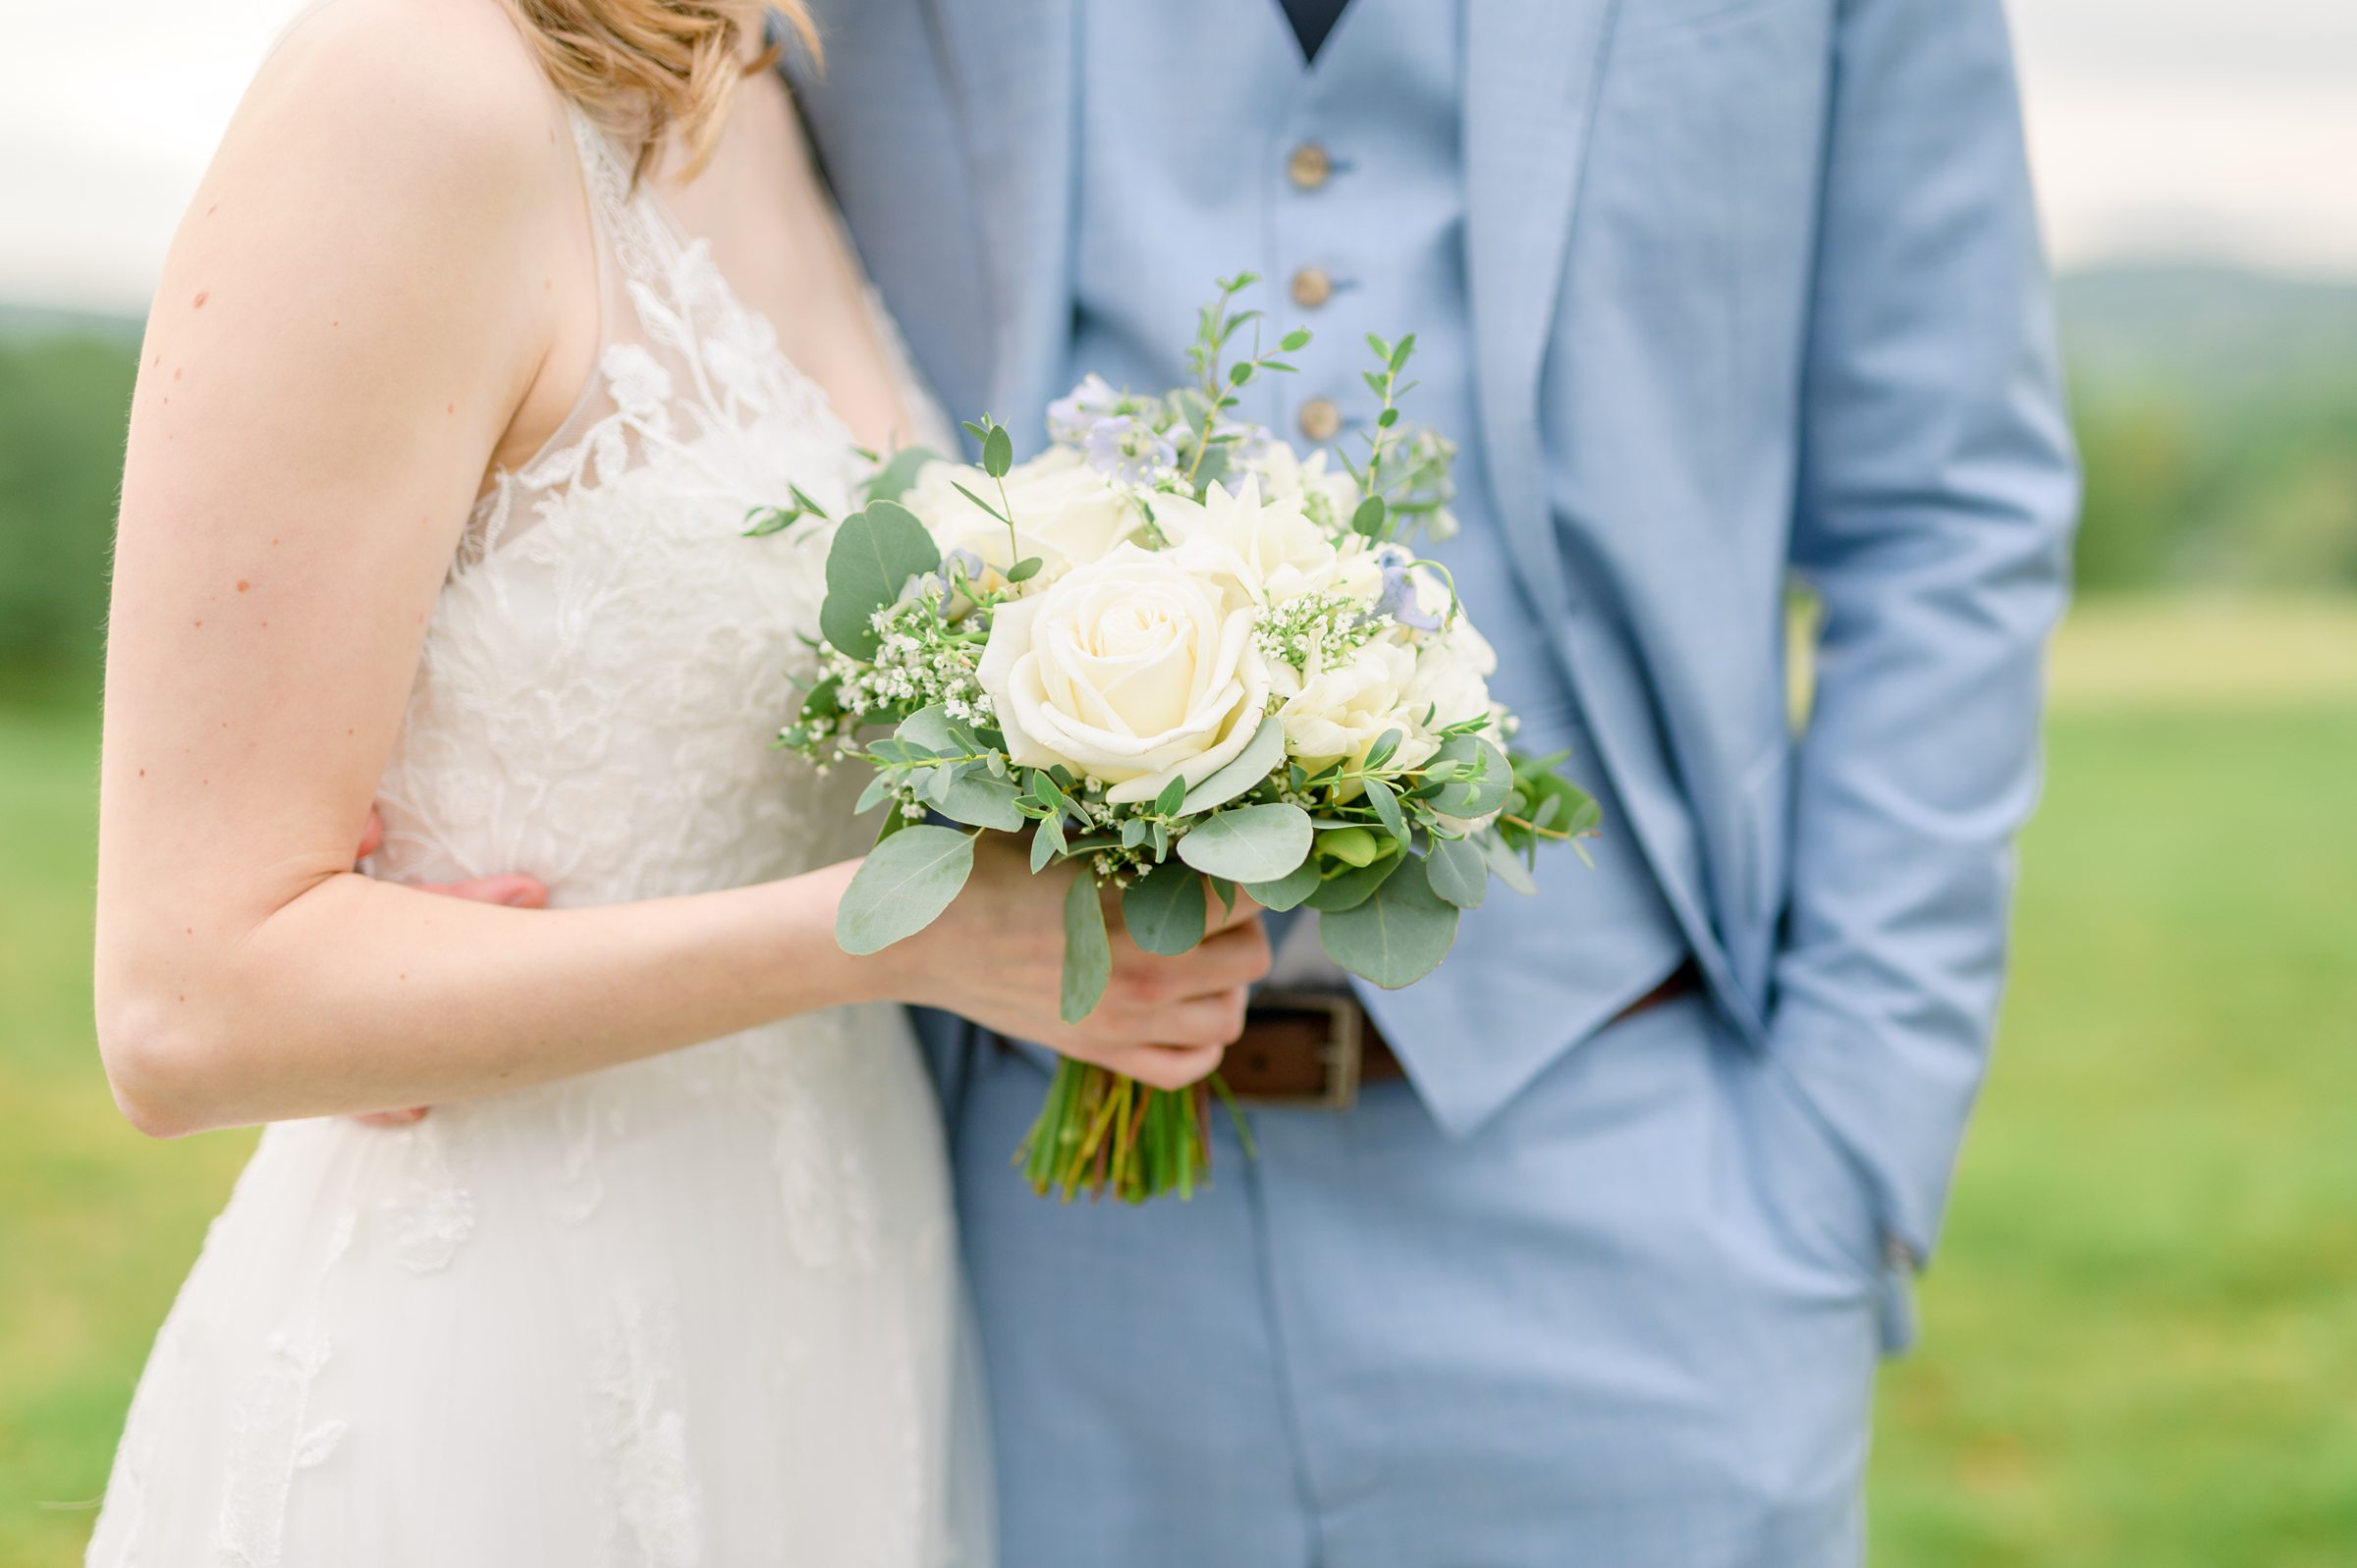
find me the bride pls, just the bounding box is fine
[87,0,1269,1560]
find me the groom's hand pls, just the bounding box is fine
[347,808,549,1125]
[908,834,1270,1091]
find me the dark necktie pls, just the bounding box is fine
[1278,0,1352,63]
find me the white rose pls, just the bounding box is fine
[1402,617,1502,738]
[1152,475,1364,606]
[903,447,1143,587]
[1270,638,1436,782]
[1405,620,1511,831]
[976,544,1273,805]
[1240,442,1362,526]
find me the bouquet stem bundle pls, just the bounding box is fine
[1016,1059,1256,1203]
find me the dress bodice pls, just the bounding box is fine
[371,106,955,906]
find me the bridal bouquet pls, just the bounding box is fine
[766,276,1596,1203]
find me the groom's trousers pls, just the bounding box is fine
[953,994,1887,1568]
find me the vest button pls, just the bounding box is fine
[1288,142,1333,190]
[1297,398,1343,444]
[1290,266,1335,309]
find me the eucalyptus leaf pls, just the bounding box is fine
[1060,874,1112,1024]
[820,502,940,661]
[1303,847,1402,912]
[1318,852,1459,989]
[983,422,1014,479]
[1030,813,1066,872]
[1122,860,1207,956]
[950,481,1008,525]
[1425,733,1513,820]
[1193,445,1233,492]
[1363,778,1406,841]
[1178,715,1286,815]
[896,704,956,752]
[864,445,940,505]
[1480,832,1539,895]
[835,826,974,955]
[1176,802,1313,884]
[1560,790,1602,838]
[1425,835,1490,909]
[1242,857,1322,912]
[936,773,1026,833]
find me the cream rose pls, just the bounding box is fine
[1152,476,1369,607]
[1238,442,1362,528]
[904,447,1143,587]
[1402,618,1502,738]
[976,545,1273,805]
[1404,621,1510,830]
[1270,638,1437,782]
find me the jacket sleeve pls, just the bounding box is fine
[1774,0,2080,1267]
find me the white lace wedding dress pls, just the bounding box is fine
[85,106,985,1568]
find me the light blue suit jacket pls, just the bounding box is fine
[791,0,2077,1270]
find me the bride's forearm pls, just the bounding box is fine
[96,859,891,1137]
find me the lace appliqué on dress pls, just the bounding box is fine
[588,1293,705,1568]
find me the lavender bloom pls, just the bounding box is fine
[1046,373,1124,446]
[1371,548,1444,631]
[1082,414,1178,487]
[944,547,986,582]
[1210,419,1276,463]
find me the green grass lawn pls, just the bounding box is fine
[4,599,2354,1564]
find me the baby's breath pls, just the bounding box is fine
[1253,590,1377,673]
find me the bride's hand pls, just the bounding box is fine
[891,834,1270,1091]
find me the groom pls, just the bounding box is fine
[785,0,2076,1563]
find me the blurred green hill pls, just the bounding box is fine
[0,308,140,707]
[2,268,2353,709]
[2058,266,2357,594]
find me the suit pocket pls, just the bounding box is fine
[1739,1054,1884,1288]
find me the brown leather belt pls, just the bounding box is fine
[1225,958,1702,1109]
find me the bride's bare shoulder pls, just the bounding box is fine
[139,0,583,485]
[219,0,567,215]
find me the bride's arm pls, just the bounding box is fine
[95,9,1262,1139]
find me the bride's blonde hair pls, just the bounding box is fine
[502,0,819,181]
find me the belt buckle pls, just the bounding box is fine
[1238,988,1363,1111]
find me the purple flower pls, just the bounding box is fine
[944,547,986,582]
[1371,549,1443,631]
[1046,374,1123,446]
[1211,420,1275,462]
[1083,414,1178,487]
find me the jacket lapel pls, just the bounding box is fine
[919,0,1080,447]
[1462,0,1622,614]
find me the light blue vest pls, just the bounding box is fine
[1069,0,1687,1079]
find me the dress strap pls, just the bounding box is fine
[561,102,674,296]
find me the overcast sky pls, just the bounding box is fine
[2,0,2354,314]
